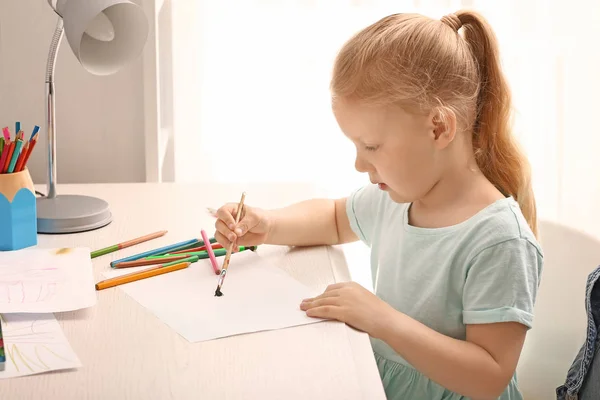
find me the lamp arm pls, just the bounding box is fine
[45,18,64,199]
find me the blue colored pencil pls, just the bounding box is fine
[15,122,20,135]
[30,125,39,141]
[110,238,200,268]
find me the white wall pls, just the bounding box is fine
[0,0,146,187]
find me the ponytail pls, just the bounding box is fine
[455,11,538,237]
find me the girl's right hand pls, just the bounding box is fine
[214,203,272,249]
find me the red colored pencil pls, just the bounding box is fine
[0,140,10,173]
[2,141,15,173]
[19,133,38,172]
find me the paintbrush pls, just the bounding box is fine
[214,192,246,297]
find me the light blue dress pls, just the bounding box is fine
[346,184,544,399]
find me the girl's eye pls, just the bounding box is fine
[365,145,379,152]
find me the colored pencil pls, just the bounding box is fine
[201,229,220,274]
[2,141,14,173]
[215,192,246,296]
[18,132,37,172]
[30,125,39,141]
[0,141,7,170]
[91,230,168,258]
[114,254,199,268]
[14,141,29,172]
[149,246,255,260]
[113,254,191,268]
[166,237,218,254]
[110,238,202,268]
[7,137,23,173]
[0,316,5,371]
[1,127,10,141]
[0,138,4,155]
[170,242,223,254]
[15,122,20,135]
[95,261,191,290]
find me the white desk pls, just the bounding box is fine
[1,183,385,400]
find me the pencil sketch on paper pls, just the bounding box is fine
[0,247,97,313]
[0,313,81,379]
[0,267,60,304]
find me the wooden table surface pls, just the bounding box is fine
[0,182,385,400]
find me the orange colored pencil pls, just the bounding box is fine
[113,254,189,268]
[95,261,190,290]
[90,230,168,258]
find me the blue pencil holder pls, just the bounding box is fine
[0,168,37,251]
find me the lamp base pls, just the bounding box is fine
[36,194,112,234]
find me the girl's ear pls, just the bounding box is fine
[431,107,457,148]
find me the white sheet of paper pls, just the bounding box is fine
[102,251,323,342]
[0,248,97,313]
[0,313,81,379]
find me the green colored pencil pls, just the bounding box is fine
[162,255,199,266]
[163,237,217,255]
[146,246,256,260]
[146,248,226,260]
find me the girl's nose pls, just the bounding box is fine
[354,155,370,173]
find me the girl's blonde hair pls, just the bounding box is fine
[331,10,538,237]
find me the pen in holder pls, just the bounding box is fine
[0,168,37,251]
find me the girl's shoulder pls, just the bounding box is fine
[454,197,543,264]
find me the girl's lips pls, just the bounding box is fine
[378,183,387,190]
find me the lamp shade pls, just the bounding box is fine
[56,0,148,75]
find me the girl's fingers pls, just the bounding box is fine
[325,282,349,291]
[215,219,236,242]
[234,212,259,236]
[301,289,341,304]
[216,205,237,229]
[214,231,233,250]
[300,296,340,310]
[305,306,338,320]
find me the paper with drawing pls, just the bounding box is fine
[0,248,96,313]
[102,251,323,342]
[0,313,81,379]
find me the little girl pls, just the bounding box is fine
[214,9,543,400]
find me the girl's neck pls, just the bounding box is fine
[409,160,504,229]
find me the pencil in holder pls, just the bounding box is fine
[0,168,37,251]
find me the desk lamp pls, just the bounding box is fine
[37,0,148,233]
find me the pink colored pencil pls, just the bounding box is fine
[200,229,220,275]
[1,127,10,141]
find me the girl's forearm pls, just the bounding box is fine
[377,311,507,399]
[265,198,351,246]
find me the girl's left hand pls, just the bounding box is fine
[300,282,395,338]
